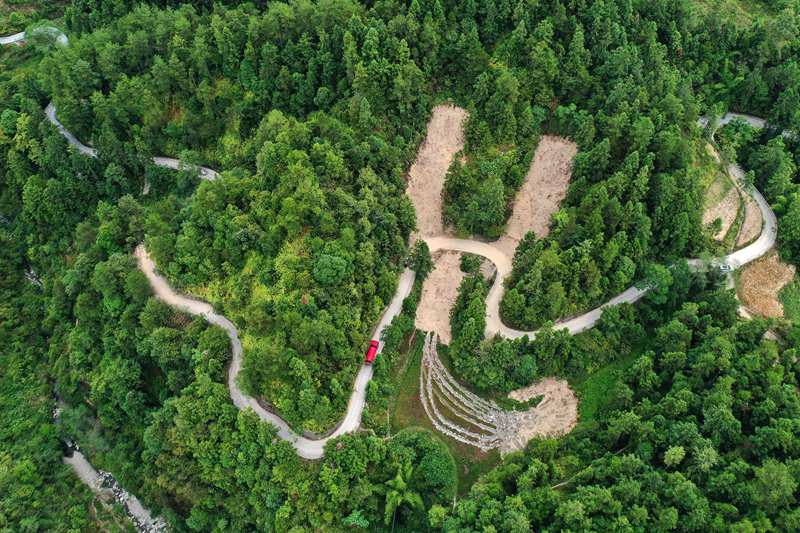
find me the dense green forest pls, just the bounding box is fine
[446,275,800,531]
[2,0,800,531]
[0,224,135,532]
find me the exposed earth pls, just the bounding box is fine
[405,104,468,237]
[703,176,740,241]
[737,190,763,246]
[501,378,579,454]
[739,250,796,318]
[496,135,578,257]
[415,251,465,344]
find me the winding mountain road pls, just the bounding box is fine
[46,98,780,456]
[3,29,779,460]
[44,103,218,180]
[0,31,25,45]
[136,245,414,459]
[426,137,776,340]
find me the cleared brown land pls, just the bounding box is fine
[496,135,577,257]
[736,192,763,246]
[739,250,795,318]
[501,377,578,454]
[703,179,740,241]
[405,104,468,237]
[415,251,465,344]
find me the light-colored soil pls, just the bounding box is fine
[501,377,578,454]
[496,135,577,257]
[739,250,796,318]
[406,104,468,237]
[736,191,763,246]
[705,142,721,163]
[415,251,465,344]
[703,178,740,241]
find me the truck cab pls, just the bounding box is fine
[364,340,380,364]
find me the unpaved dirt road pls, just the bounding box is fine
[137,245,415,459]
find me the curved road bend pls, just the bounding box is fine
[0,31,25,45]
[136,246,414,459]
[45,103,219,180]
[3,30,779,458]
[426,121,776,340]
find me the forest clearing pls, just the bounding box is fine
[738,249,796,317]
[405,104,467,237]
[496,135,578,256]
[502,378,579,454]
[703,173,740,240]
[414,251,464,344]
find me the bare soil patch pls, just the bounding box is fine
[703,178,740,241]
[705,142,721,163]
[415,251,465,344]
[496,135,577,257]
[739,250,796,318]
[406,104,468,237]
[500,377,578,454]
[736,192,763,246]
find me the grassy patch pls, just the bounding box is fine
[694,140,748,254]
[703,172,734,209]
[391,332,501,495]
[693,141,727,193]
[571,354,637,428]
[779,278,800,324]
[693,0,776,26]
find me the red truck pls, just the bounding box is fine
[364,340,380,364]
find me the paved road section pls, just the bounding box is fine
[136,246,415,459]
[45,103,218,180]
[0,31,25,45]
[424,126,776,340]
